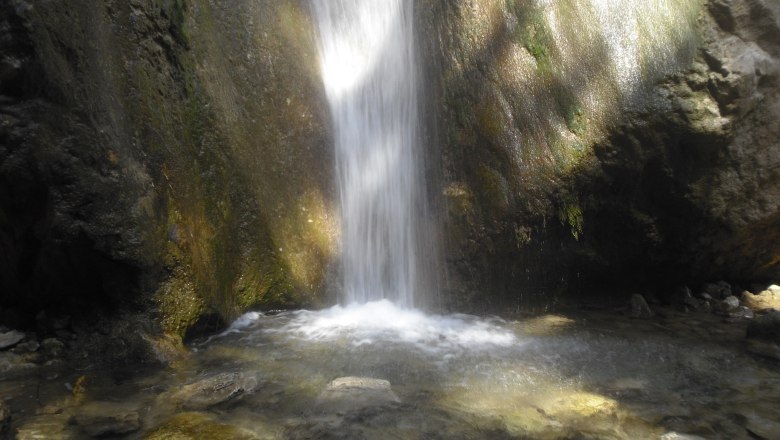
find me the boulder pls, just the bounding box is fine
[728,306,754,320]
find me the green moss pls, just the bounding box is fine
[558,195,584,241]
[506,0,554,73]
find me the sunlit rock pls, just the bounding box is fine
[316,377,400,413]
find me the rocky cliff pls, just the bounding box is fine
[421,0,780,309]
[0,0,337,360]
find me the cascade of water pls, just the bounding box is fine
[312,0,430,307]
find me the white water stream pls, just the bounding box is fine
[312,0,429,307]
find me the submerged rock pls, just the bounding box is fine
[72,402,140,437]
[629,294,653,318]
[316,377,400,413]
[0,330,25,350]
[165,372,258,410]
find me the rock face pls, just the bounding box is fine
[0,0,336,350]
[419,0,780,308]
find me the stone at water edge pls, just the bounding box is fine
[629,294,653,318]
[0,330,25,350]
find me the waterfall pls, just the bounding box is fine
[312,0,429,307]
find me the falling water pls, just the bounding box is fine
[312,0,428,307]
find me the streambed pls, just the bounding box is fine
[2,301,779,439]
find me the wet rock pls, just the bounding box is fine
[316,377,400,413]
[72,402,140,437]
[165,372,258,410]
[746,311,780,342]
[629,294,653,318]
[704,281,732,299]
[698,292,713,301]
[0,330,25,350]
[146,412,259,440]
[742,289,780,312]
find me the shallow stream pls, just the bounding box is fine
[3,302,780,439]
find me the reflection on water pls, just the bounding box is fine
[4,303,780,439]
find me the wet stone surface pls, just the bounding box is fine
[1,302,779,439]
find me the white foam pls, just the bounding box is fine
[254,300,519,354]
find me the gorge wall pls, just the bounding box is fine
[420,0,780,310]
[0,0,337,358]
[1,0,779,358]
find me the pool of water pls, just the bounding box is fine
[3,301,779,439]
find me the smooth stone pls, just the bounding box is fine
[72,402,141,437]
[0,330,25,350]
[316,377,400,413]
[165,372,258,410]
[629,294,653,318]
[746,311,780,341]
